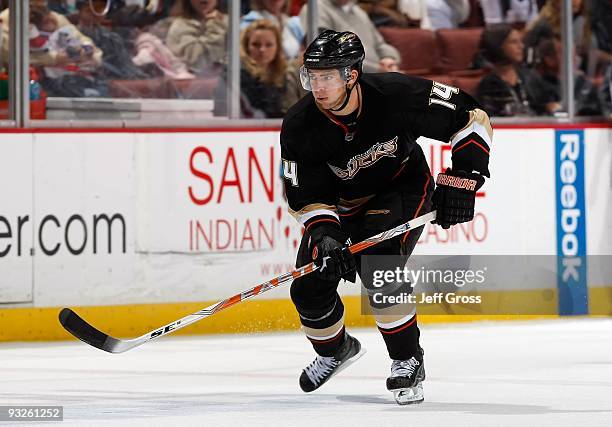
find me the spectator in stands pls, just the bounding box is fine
[1,1,102,69]
[476,24,558,115]
[299,0,401,72]
[535,36,601,115]
[524,0,598,70]
[166,0,228,76]
[241,0,305,59]
[214,20,287,118]
[76,0,148,80]
[357,0,423,27]
[1,0,105,97]
[424,0,470,30]
[479,0,539,28]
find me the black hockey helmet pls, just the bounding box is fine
[303,30,365,73]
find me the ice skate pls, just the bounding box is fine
[299,333,365,392]
[386,348,425,405]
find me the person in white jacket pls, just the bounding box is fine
[423,0,470,30]
[479,0,539,27]
[359,0,467,30]
[398,0,432,29]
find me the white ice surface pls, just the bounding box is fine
[1,319,611,426]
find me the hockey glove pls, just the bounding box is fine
[308,223,357,283]
[432,168,485,229]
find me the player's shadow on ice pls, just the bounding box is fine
[336,396,612,415]
[4,391,612,419]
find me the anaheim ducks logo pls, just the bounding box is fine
[328,136,398,180]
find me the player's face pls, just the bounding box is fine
[307,69,347,109]
[247,29,278,67]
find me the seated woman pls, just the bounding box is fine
[215,19,288,118]
[476,24,558,116]
[166,0,228,76]
[241,0,304,60]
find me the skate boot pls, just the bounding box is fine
[299,333,366,392]
[386,347,425,405]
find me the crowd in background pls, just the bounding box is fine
[0,0,610,117]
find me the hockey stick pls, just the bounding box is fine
[59,210,437,353]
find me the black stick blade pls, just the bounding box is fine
[59,308,111,351]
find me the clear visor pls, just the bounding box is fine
[299,66,350,92]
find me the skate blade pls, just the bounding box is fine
[391,383,424,405]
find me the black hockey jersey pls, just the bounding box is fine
[280,72,492,226]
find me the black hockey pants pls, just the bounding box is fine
[290,150,434,360]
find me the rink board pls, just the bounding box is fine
[0,125,610,341]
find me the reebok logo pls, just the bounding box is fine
[555,130,588,315]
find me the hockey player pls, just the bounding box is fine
[280,30,492,404]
